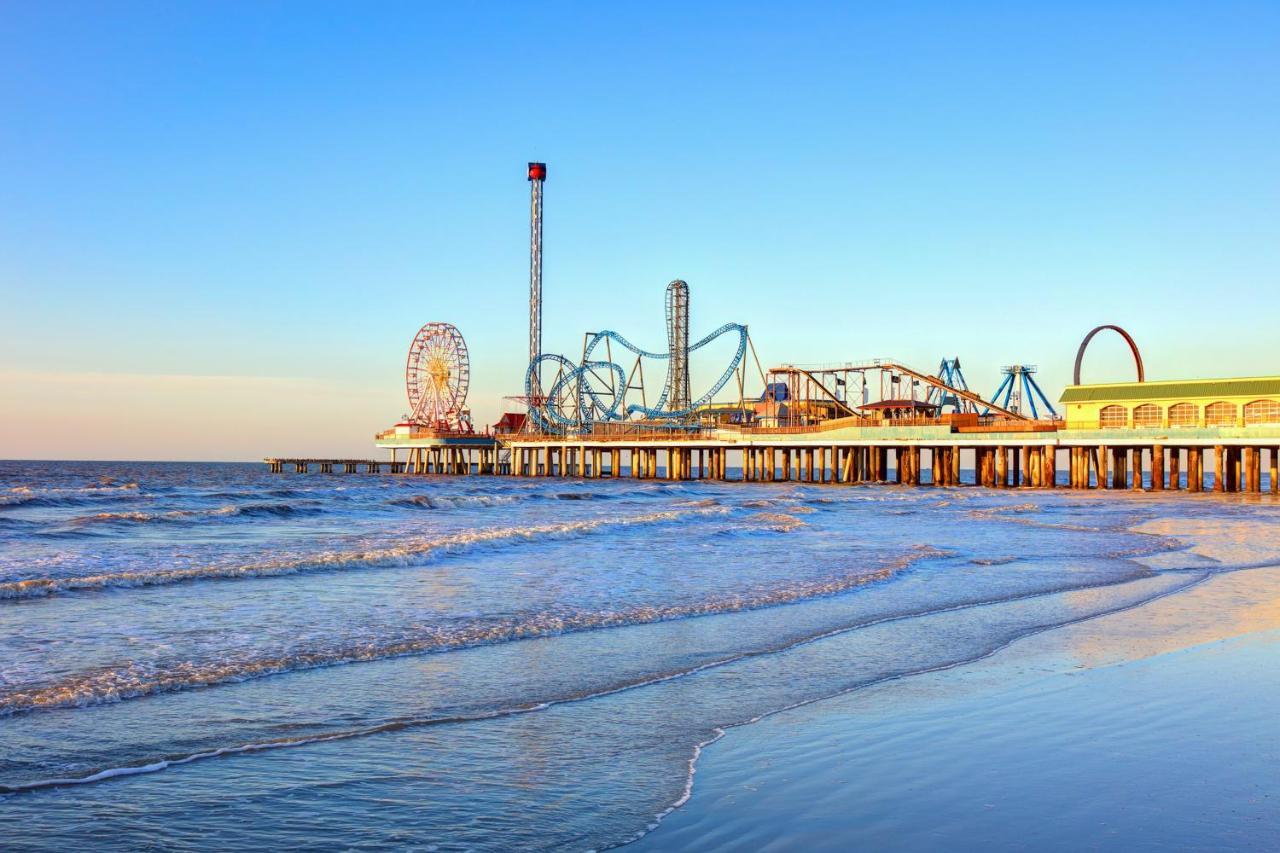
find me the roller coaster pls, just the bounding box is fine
[768,359,1029,422]
[525,322,753,434]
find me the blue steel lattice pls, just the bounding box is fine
[525,323,748,434]
[986,366,1059,419]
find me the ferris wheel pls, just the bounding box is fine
[405,322,472,431]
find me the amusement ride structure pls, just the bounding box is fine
[299,161,1280,497]
[523,287,757,434]
[986,365,1059,419]
[517,163,761,435]
[393,162,1139,451]
[930,358,977,414]
[405,321,473,432]
[763,359,1027,423]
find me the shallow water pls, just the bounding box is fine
[0,461,1276,850]
[638,570,1280,851]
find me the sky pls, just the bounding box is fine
[2,2,1278,461]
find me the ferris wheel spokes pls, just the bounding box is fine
[405,322,473,432]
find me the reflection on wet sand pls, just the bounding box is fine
[1063,516,1280,669]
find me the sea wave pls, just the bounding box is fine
[0,507,728,600]
[0,548,1190,797]
[747,512,808,532]
[965,502,1102,531]
[68,501,325,526]
[387,494,525,510]
[6,481,139,494]
[0,651,747,794]
[0,482,143,508]
[968,502,1043,519]
[0,545,936,716]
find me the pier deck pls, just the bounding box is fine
[268,421,1280,494]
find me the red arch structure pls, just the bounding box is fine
[1073,325,1145,385]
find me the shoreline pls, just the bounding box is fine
[632,516,1280,850]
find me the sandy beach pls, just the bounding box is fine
[637,513,1280,850]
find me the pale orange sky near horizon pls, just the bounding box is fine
[1,366,534,462]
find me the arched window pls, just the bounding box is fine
[1099,405,1128,429]
[1205,401,1237,426]
[1244,399,1280,425]
[1167,402,1198,427]
[1133,403,1161,428]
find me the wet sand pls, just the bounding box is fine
[636,518,1280,851]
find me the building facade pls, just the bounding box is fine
[1059,377,1280,430]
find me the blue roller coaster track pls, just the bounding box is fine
[526,323,749,434]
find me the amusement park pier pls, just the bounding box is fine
[266,162,1280,494]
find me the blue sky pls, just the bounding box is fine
[2,2,1277,459]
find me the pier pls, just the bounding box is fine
[268,425,1279,494]
[264,165,1280,497]
[495,424,1279,494]
[265,458,396,474]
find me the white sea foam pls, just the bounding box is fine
[0,506,727,600]
[0,544,937,716]
[0,550,1208,804]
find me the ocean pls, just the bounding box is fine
[0,460,1275,850]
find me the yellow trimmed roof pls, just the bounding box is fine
[1059,376,1280,404]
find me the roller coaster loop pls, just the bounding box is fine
[526,323,748,433]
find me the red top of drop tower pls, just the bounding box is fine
[527,162,547,181]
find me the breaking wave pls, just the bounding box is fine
[0,507,727,600]
[387,494,525,510]
[968,502,1043,519]
[746,512,808,532]
[69,502,324,526]
[1,482,143,508]
[0,546,936,716]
